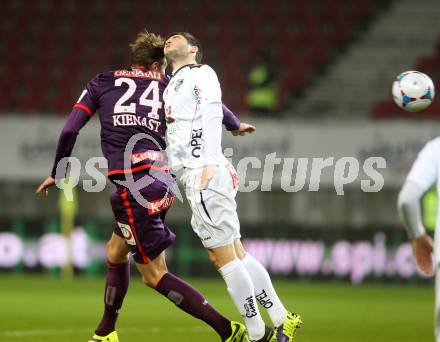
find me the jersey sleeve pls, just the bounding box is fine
[406,139,440,192]
[73,74,101,116]
[222,104,241,131]
[50,75,101,178]
[194,65,222,104]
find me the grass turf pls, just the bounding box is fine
[0,275,434,342]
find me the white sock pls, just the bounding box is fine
[241,253,288,327]
[219,258,265,341]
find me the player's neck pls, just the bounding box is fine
[172,57,197,74]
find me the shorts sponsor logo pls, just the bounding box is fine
[147,195,175,215]
[117,222,136,245]
[244,296,258,318]
[255,289,274,309]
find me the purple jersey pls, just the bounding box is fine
[51,67,241,179]
[76,67,168,177]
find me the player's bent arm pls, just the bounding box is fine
[50,107,91,178]
[397,181,427,240]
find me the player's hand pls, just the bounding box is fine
[412,234,434,276]
[232,123,256,136]
[200,164,218,190]
[35,176,56,197]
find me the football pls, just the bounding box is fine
[392,71,435,112]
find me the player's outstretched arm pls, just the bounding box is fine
[222,104,240,131]
[36,106,93,197]
[36,77,99,198]
[35,176,55,196]
[231,122,256,136]
[221,104,256,136]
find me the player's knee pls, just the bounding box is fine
[106,241,129,264]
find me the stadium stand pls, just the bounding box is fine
[371,36,440,119]
[0,0,386,114]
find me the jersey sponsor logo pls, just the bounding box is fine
[255,289,274,309]
[113,69,162,80]
[112,114,161,132]
[147,194,175,215]
[117,222,136,245]
[244,296,258,318]
[190,128,202,158]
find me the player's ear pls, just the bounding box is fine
[190,45,198,55]
[150,61,160,71]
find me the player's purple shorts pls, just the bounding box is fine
[110,170,176,264]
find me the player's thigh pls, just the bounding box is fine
[185,185,240,247]
[135,251,168,288]
[110,183,176,264]
[106,233,130,264]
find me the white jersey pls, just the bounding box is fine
[406,137,440,249]
[406,137,440,196]
[163,64,224,169]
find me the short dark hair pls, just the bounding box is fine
[130,31,165,67]
[166,32,203,63]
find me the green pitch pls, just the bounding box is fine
[0,275,434,342]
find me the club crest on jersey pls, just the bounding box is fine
[192,86,201,104]
[174,79,184,92]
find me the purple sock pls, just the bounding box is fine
[95,261,130,336]
[156,272,232,339]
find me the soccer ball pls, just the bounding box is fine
[392,71,435,112]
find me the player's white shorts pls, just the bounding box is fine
[181,161,241,249]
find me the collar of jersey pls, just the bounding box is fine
[131,65,148,71]
[171,64,195,78]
